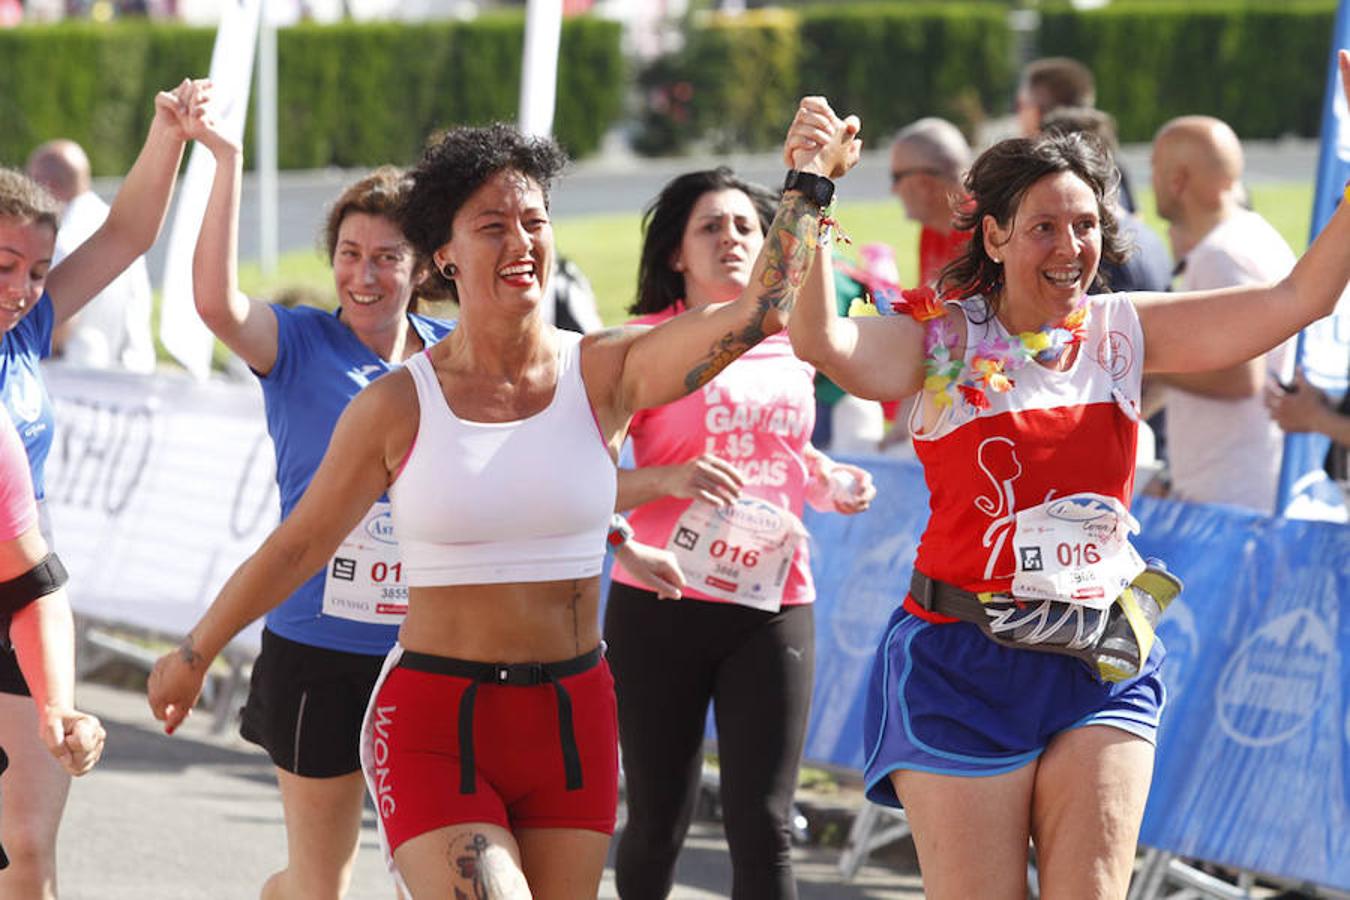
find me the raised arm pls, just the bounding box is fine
[44,79,205,326]
[605,98,861,418]
[1136,50,1350,375]
[184,98,280,373]
[146,375,416,733]
[790,240,929,402]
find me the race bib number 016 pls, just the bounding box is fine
[322,501,408,625]
[667,497,804,612]
[1010,492,1144,609]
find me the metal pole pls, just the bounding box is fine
[518,0,563,138]
[257,0,278,277]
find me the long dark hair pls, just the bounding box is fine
[938,132,1129,315]
[631,167,776,316]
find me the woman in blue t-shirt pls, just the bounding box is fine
[174,104,455,897]
[0,79,209,900]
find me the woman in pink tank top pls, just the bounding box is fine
[0,416,105,870]
[605,167,875,898]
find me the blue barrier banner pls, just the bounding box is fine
[798,456,1350,889]
[1134,497,1350,889]
[800,456,928,771]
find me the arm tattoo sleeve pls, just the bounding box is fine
[683,192,820,392]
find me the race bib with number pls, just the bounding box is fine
[667,497,805,612]
[322,501,408,625]
[1010,492,1144,609]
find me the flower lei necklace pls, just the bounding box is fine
[891,286,1090,411]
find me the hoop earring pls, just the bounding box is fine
[439,262,458,279]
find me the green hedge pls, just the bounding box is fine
[635,0,1332,154]
[798,3,1012,142]
[1037,1,1336,141]
[635,5,1010,154]
[0,14,624,175]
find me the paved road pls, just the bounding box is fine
[92,138,1318,283]
[56,681,924,899]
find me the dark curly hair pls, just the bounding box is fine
[399,123,569,303]
[631,167,777,316]
[321,166,451,311]
[938,131,1129,314]
[0,167,60,233]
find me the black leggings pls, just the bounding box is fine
[604,582,814,900]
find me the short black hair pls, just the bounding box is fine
[399,123,568,302]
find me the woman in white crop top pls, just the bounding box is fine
[148,97,862,897]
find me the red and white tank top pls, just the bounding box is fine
[911,293,1145,596]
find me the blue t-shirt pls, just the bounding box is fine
[0,293,56,500]
[260,304,454,655]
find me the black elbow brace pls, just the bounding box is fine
[0,552,69,648]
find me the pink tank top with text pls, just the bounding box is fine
[613,303,818,605]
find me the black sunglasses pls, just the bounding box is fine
[890,167,941,186]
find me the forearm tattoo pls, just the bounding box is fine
[683,192,820,392]
[177,634,205,669]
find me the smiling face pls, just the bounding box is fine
[0,216,55,334]
[672,188,765,308]
[983,170,1101,330]
[330,212,419,334]
[434,168,552,317]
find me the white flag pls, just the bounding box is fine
[159,0,263,380]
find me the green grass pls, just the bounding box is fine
[191,181,1315,343]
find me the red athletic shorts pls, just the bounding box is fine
[362,645,618,854]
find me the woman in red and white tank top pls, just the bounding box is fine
[788,52,1350,900]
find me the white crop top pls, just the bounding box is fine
[389,330,616,585]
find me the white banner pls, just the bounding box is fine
[158,0,263,380]
[43,363,277,653]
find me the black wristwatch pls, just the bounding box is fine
[782,169,835,208]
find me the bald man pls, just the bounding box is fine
[25,140,155,374]
[888,118,973,286]
[1149,115,1296,511]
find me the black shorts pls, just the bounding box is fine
[240,628,387,778]
[0,648,29,697]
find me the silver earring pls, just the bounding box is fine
[440,262,457,279]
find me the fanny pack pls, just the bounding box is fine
[909,562,1182,683]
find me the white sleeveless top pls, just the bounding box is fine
[389,330,616,586]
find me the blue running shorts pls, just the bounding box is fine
[863,604,1166,807]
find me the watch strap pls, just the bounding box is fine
[783,169,836,208]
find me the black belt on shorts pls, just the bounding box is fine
[397,644,603,796]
